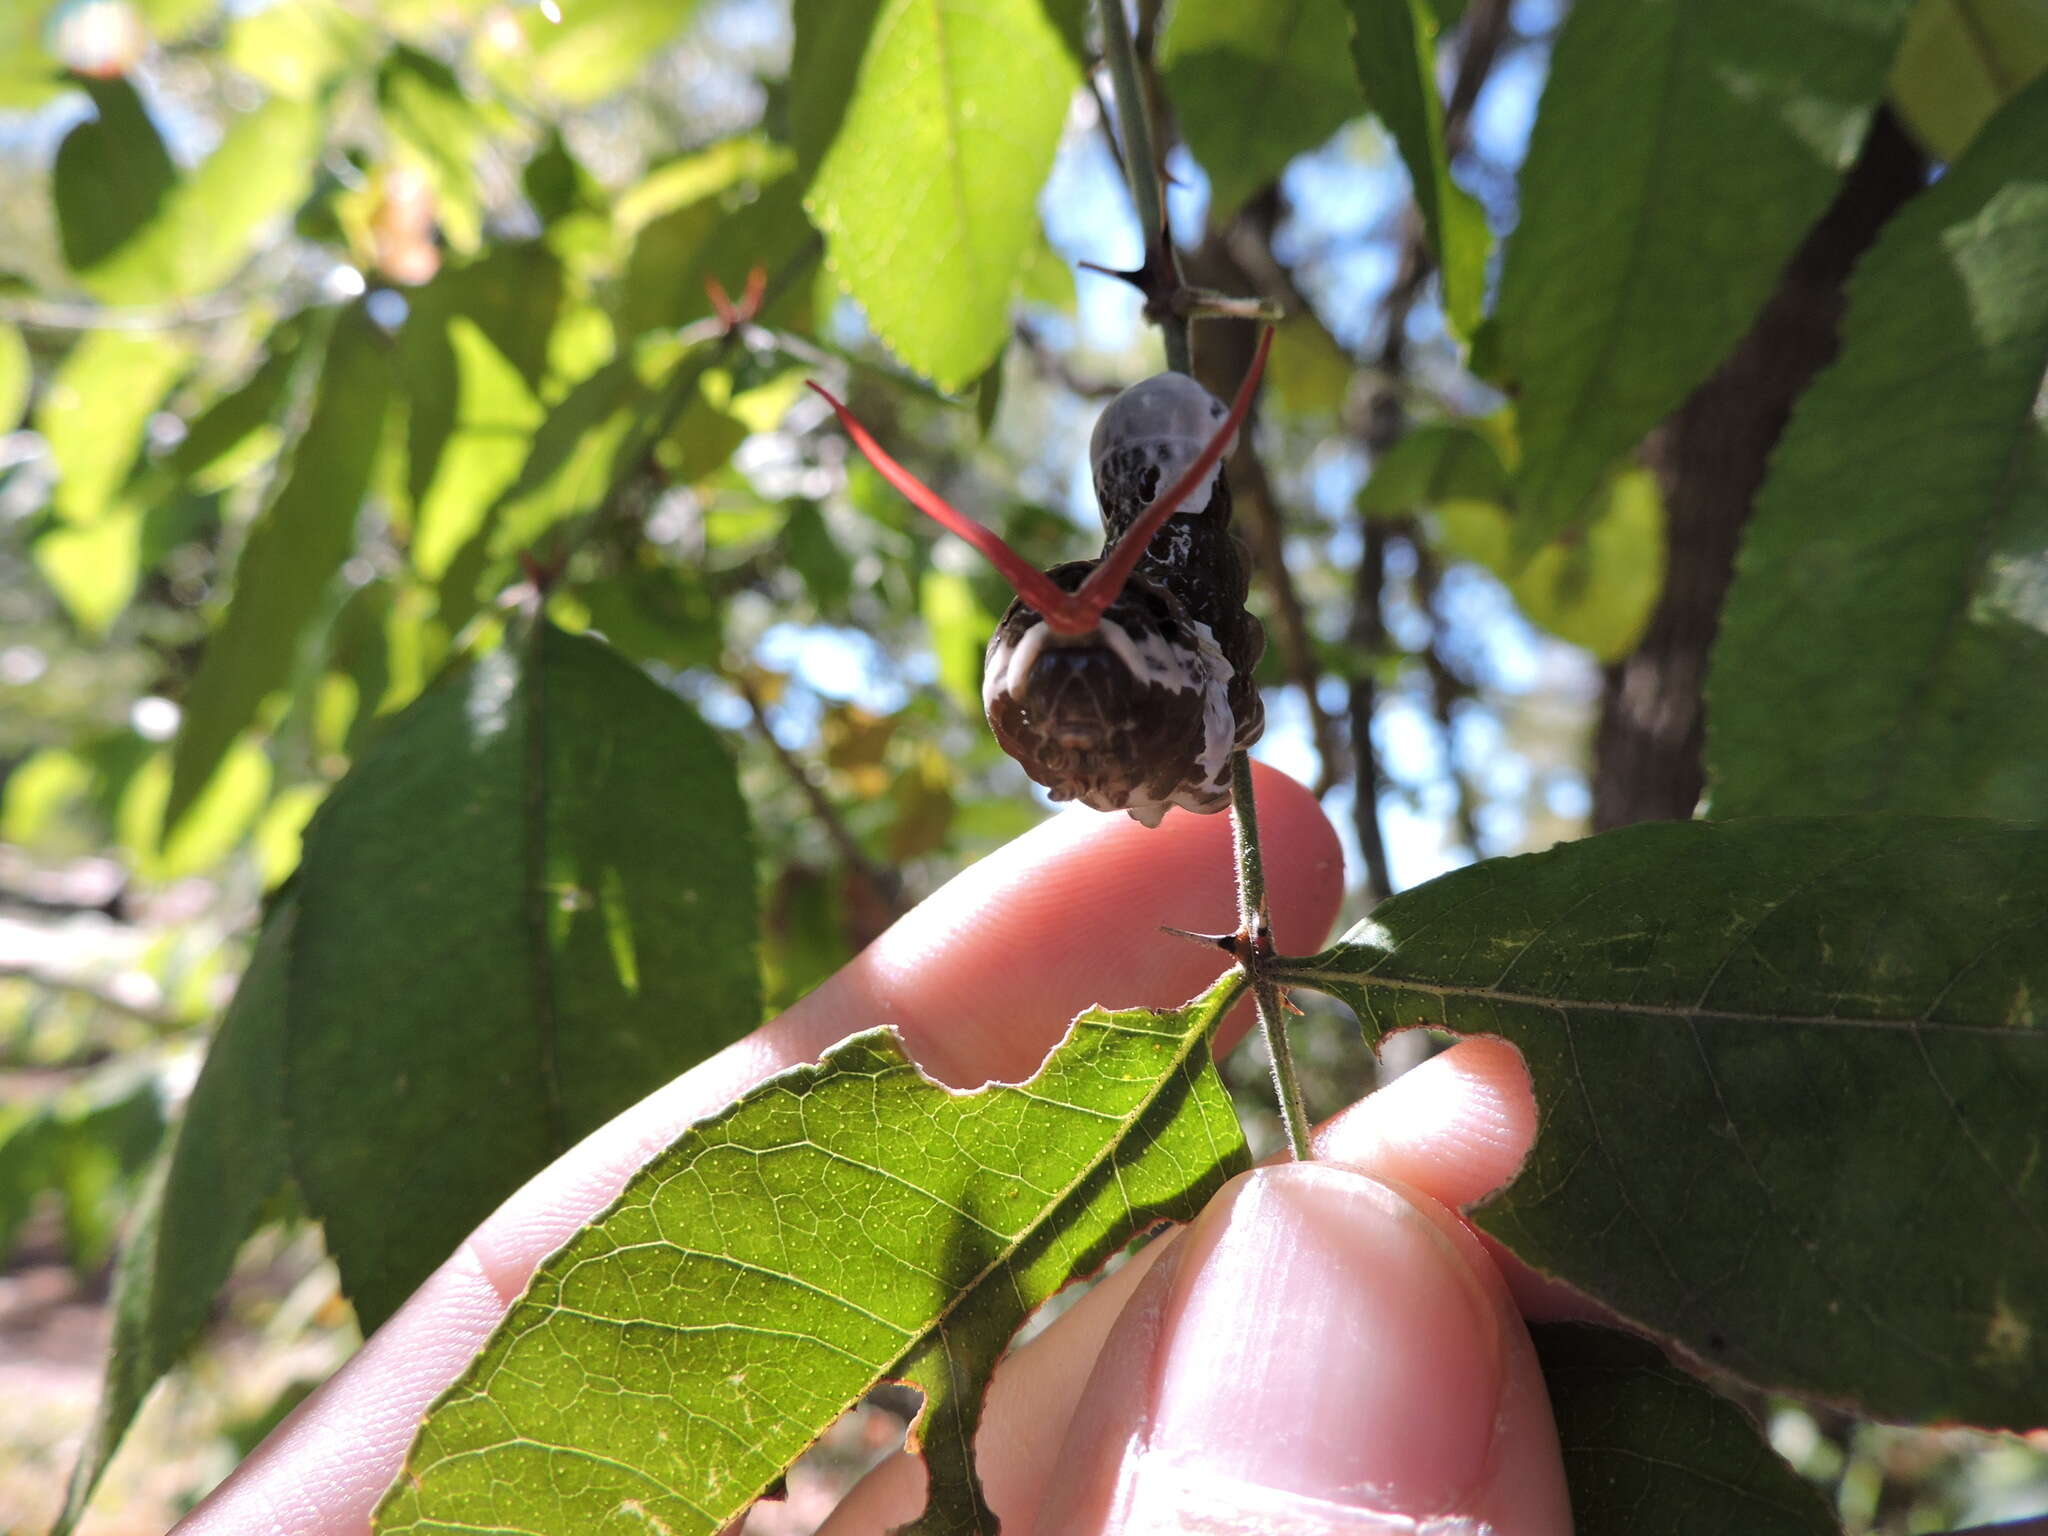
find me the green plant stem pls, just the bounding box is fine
[1096,0,1190,373]
[1096,0,1312,1157]
[1231,750,1314,1160]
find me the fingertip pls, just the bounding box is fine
[1315,1035,1539,1210]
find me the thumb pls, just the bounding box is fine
[1035,1161,1571,1534]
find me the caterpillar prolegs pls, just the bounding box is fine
[808,331,1271,827]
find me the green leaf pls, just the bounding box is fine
[54,78,178,294]
[1494,0,1914,545]
[121,738,275,883]
[486,0,703,103]
[34,509,145,636]
[226,0,383,101]
[166,304,389,838]
[288,623,760,1330]
[1277,815,2048,1428]
[0,5,65,108]
[374,976,1249,1535]
[1535,1324,1838,1536]
[379,45,487,252]
[1707,78,2048,821]
[0,322,28,431]
[920,567,996,715]
[803,0,1079,391]
[55,903,296,1536]
[1438,466,1665,661]
[1889,0,2048,160]
[57,83,322,304]
[1342,0,1488,336]
[40,329,193,524]
[163,334,304,493]
[1162,0,1363,219]
[785,501,853,613]
[1357,419,1511,519]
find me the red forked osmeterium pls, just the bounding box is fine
[806,328,1272,637]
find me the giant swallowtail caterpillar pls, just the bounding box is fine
[808,332,1271,827]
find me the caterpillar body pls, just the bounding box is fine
[982,372,1264,825]
[808,332,1271,828]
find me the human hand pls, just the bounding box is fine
[176,763,1561,1533]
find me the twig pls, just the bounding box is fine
[0,963,183,1030]
[1096,0,1311,1155]
[1096,0,1190,373]
[1231,753,1313,1160]
[736,680,909,921]
[1013,318,1119,400]
[1408,533,1484,857]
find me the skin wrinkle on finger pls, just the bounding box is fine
[172,764,1342,1536]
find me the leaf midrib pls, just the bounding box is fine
[1276,963,2036,1037]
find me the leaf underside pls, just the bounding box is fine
[375,978,1251,1536]
[1280,814,2048,1429]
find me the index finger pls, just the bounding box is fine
[176,762,1343,1535]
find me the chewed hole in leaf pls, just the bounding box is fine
[737,1391,920,1533]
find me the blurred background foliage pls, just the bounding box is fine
[0,0,2044,1530]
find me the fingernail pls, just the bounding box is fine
[1145,1163,1506,1517]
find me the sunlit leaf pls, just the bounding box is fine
[411,316,547,579]
[1279,815,2048,1428]
[1439,466,1665,661]
[1494,0,1913,545]
[484,0,703,103]
[54,904,295,1536]
[803,0,1079,391]
[1162,0,1362,218]
[225,0,382,101]
[379,45,487,252]
[34,509,146,636]
[288,622,759,1330]
[57,82,323,303]
[1535,1324,1837,1536]
[122,738,274,883]
[919,567,995,715]
[0,5,66,107]
[1356,419,1511,519]
[1889,0,2048,160]
[375,975,1249,1535]
[1708,78,2048,820]
[0,323,28,431]
[1342,0,1488,337]
[166,304,389,837]
[39,329,193,524]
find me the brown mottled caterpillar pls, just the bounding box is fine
[808,331,1270,827]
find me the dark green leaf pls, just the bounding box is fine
[1709,78,2048,820]
[55,903,296,1536]
[287,623,759,1330]
[1277,815,2048,1428]
[1162,0,1363,218]
[803,0,1079,390]
[166,304,389,837]
[54,78,178,293]
[1343,0,1488,336]
[1535,1324,1837,1536]
[785,501,853,614]
[374,976,1249,1535]
[1494,0,1913,544]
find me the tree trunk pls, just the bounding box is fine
[1591,110,1928,830]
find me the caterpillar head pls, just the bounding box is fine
[807,330,1271,827]
[1090,370,1234,541]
